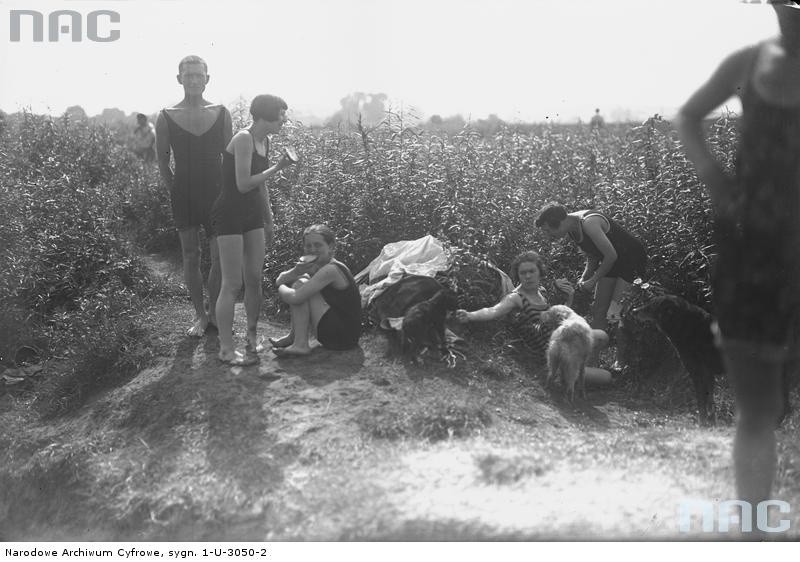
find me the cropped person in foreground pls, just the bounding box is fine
[212,94,295,365]
[455,250,611,383]
[674,0,800,521]
[272,224,361,356]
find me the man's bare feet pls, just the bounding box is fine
[186,318,208,338]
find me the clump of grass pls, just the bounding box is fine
[33,319,152,418]
[357,398,492,442]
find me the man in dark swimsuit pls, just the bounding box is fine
[156,55,232,337]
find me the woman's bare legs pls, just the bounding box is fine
[591,277,618,332]
[590,277,630,365]
[721,338,786,531]
[275,279,330,356]
[242,228,265,350]
[585,328,611,383]
[216,234,245,362]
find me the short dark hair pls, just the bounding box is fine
[534,202,567,229]
[178,55,207,75]
[509,251,547,284]
[250,94,288,122]
[303,224,336,246]
[136,113,147,120]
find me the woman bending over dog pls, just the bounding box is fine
[455,250,611,383]
[535,203,647,333]
[271,224,361,356]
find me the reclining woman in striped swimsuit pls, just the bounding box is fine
[455,251,610,381]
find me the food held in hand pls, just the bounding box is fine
[284,146,299,163]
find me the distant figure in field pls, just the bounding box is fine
[590,108,605,129]
[675,0,800,521]
[132,113,156,162]
[156,55,232,337]
[212,94,295,365]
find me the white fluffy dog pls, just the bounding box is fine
[539,304,593,403]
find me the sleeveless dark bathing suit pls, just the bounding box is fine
[569,211,647,283]
[317,261,361,350]
[212,134,269,236]
[713,45,800,345]
[162,108,226,232]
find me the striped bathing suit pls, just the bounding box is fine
[510,290,553,362]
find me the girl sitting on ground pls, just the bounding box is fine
[271,224,361,356]
[455,250,611,381]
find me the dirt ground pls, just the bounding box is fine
[1,255,799,541]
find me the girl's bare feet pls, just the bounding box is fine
[268,334,293,348]
[272,344,311,357]
[218,349,258,366]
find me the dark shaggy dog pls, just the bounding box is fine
[632,295,721,425]
[632,294,794,426]
[400,289,459,361]
[540,304,593,403]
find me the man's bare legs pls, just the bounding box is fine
[179,228,211,337]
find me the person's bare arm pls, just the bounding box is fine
[278,264,338,305]
[579,252,599,284]
[261,184,274,247]
[580,215,618,288]
[221,107,233,146]
[675,46,753,215]
[155,111,172,193]
[456,292,520,323]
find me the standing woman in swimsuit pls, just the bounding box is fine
[535,203,647,333]
[271,224,361,356]
[675,0,800,519]
[212,95,295,365]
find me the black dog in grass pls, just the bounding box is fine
[632,295,794,426]
[401,289,460,364]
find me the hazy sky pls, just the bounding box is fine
[0,0,780,122]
